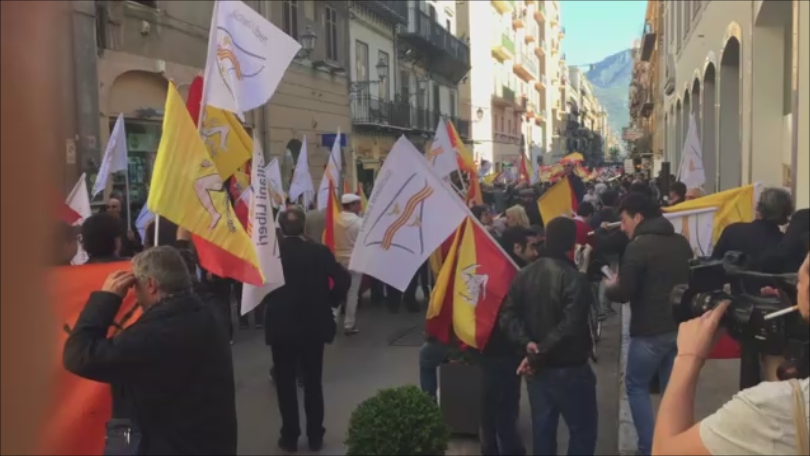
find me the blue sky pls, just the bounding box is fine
[560,0,647,65]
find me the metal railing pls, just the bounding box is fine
[408,8,471,66]
[501,33,516,54]
[351,94,471,138]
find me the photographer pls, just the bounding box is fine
[652,254,809,455]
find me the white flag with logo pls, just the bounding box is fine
[349,136,469,291]
[241,136,285,316]
[92,114,128,198]
[135,204,155,244]
[288,136,314,207]
[66,173,93,265]
[677,113,706,189]
[428,118,458,178]
[203,0,301,119]
[265,157,285,209]
[664,207,716,257]
[317,129,342,210]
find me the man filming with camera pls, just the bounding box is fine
[652,253,810,455]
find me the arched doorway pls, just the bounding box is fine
[680,90,692,170]
[669,105,676,163]
[753,1,794,187]
[702,64,717,192]
[675,99,683,169]
[718,37,742,190]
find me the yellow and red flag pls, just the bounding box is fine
[148,82,262,285]
[357,185,368,213]
[447,121,482,205]
[537,176,578,224]
[322,182,339,253]
[426,224,464,343]
[517,154,531,184]
[40,262,142,456]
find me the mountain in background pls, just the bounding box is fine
[580,48,633,142]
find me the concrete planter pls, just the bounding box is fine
[438,362,481,436]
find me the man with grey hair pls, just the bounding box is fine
[64,246,237,455]
[712,186,794,389]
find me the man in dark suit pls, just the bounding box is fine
[263,208,351,453]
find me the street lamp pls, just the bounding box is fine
[295,26,317,60]
[349,57,389,93]
[375,57,389,82]
[476,107,484,121]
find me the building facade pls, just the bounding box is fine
[662,0,809,208]
[457,0,565,171]
[562,66,609,163]
[628,1,664,162]
[348,0,471,189]
[70,0,353,205]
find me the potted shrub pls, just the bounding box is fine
[438,344,482,436]
[346,385,450,455]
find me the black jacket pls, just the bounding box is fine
[63,291,237,455]
[498,251,592,368]
[605,216,693,337]
[263,236,351,345]
[761,209,810,274]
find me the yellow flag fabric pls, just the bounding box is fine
[483,171,502,185]
[664,184,757,242]
[537,177,575,223]
[200,106,252,180]
[426,223,464,319]
[148,83,261,277]
[452,219,477,345]
[359,185,368,213]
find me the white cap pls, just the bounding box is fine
[341,193,361,205]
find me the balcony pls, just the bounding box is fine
[398,8,471,85]
[560,26,566,38]
[492,84,517,108]
[354,1,408,26]
[351,94,470,140]
[534,108,547,125]
[525,22,537,42]
[514,52,538,81]
[512,9,525,28]
[494,131,522,145]
[535,2,546,22]
[491,0,515,14]
[535,39,546,57]
[534,75,547,90]
[640,23,656,62]
[492,32,516,61]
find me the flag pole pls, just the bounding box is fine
[124,161,132,232]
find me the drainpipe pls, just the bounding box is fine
[790,0,800,196]
[259,0,271,164]
[747,0,755,184]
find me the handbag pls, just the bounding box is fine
[103,418,142,456]
[789,379,809,456]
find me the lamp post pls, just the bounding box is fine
[295,26,317,60]
[349,57,389,94]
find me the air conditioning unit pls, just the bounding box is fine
[663,52,676,96]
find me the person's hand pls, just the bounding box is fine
[676,300,731,362]
[760,286,780,297]
[602,273,619,288]
[127,230,135,241]
[526,341,539,354]
[517,357,533,376]
[101,271,136,297]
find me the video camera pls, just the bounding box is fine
[670,252,807,360]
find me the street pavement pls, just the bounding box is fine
[231,303,624,455]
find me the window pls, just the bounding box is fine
[429,4,437,21]
[449,91,456,118]
[131,0,157,8]
[283,0,299,40]
[446,19,451,31]
[685,2,691,34]
[355,41,369,94]
[378,51,390,100]
[325,6,339,61]
[399,68,410,101]
[303,0,315,20]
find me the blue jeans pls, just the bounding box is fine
[480,355,526,455]
[526,363,598,456]
[625,332,677,456]
[419,341,447,400]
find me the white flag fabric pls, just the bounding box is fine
[317,129,342,210]
[92,114,128,198]
[288,136,314,207]
[427,118,458,178]
[135,204,155,243]
[349,136,469,291]
[664,207,716,257]
[265,158,285,209]
[66,173,93,265]
[677,113,706,189]
[241,136,285,316]
[203,0,301,119]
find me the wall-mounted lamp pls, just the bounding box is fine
[476,107,484,121]
[349,57,389,93]
[295,26,317,60]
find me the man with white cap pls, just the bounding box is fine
[335,193,364,335]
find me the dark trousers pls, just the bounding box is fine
[739,340,762,390]
[208,280,234,341]
[388,262,430,312]
[526,364,597,456]
[234,282,265,328]
[480,354,525,456]
[271,340,326,442]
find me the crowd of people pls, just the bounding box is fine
[57,161,809,456]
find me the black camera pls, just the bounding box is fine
[670,252,807,357]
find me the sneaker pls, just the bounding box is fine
[344,328,359,336]
[308,437,324,452]
[278,438,298,453]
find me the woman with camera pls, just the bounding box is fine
[651,254,809,455]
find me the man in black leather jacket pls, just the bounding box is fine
[499,217,597,456]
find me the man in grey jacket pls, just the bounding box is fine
[305,208,326,244]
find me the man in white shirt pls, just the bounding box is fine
[334,194,363,335]
[652,253,810,455]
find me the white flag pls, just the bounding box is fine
[677,113,706,189]
[288,136,314,206]
[66,173,93,265]
[92,114,128,198]
[349,136,469,291]
[317,129,342,210]
[427,118,458,178]
[664,207,716,257]
[135,204,155,243]
[241,136,285,316]
[203,0,301,118]
[265,157,285,209]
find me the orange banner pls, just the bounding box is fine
[39,262,142,455]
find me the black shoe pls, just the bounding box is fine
[278,438,298,453]
[308,437,324,452]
